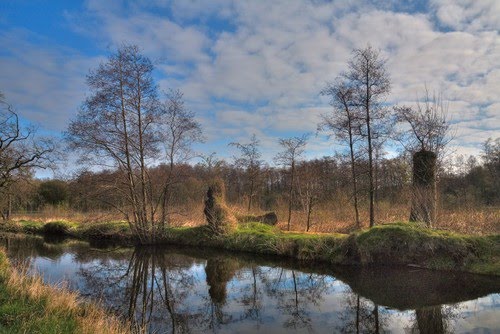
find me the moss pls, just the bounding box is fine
[0,220,498,276]
[354,222,499,274]
[164,226,214,246]
[236,222,279,235]
[19,220,45,234]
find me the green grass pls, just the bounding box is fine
[352,222,500,274]
[162,221,499,275]
[0,220,134,243]
[0,220,498,275]
[0,292,78,333]
[0,249,129,334]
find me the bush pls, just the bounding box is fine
[41,221,73,235]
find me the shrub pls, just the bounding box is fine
[41,221,73,235]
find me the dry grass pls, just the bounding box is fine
[0,250,132,334]
[11,207,123,224]
[223,202,498,235]
[436,207,500,235]
[9,200,499,236]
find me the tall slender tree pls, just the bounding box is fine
[344,46,391,227]
[230,134,263,212]
[274,134,308,231]
[158,89,202,228]
[320,80,362,228]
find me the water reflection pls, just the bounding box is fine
[1,233,499,333]
[415,306,445,334]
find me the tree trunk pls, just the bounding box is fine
[347,116,360,228]
[248,178,254,212]
[7,193,11,220]
[306,195,313,232]
[365,76,375,228]
[287,161,295,231]
[410,150,437,227]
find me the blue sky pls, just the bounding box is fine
[1,0,499,176]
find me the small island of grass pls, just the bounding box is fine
[1,220,498,276]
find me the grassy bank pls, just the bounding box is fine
[0,219,498,275]
[0,248,130,333]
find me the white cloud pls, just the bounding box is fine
[431,0,500,31]
[3,0,499,162]
[0,29,101,130]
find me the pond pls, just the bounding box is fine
[1,233,499,333]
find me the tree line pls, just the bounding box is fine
[0,44,498,241]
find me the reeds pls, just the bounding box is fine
[8,201,499,236]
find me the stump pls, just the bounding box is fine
[410,150,437,226]
[204,178,236,234]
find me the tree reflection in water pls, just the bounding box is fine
[260,267,331,331]
[2,235,498,334]
[79,248,335,333]
[337,291,386,333]
[80,247,200,333]
[238,266,263,323]
[412,304,460,334]
[415,306,445,334]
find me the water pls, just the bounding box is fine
[1,233,499,333]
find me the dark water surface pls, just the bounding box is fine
[1,233,499,333]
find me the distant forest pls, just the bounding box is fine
[0,44,498,236]
[3,140,499,233]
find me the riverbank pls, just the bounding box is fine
[0,248,130,333]
[0,220,498,275]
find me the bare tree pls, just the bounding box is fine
[67,44,160,242]
[158,89,203,227]
[394,89,451,157]
[274,134,308,231]
[344,45,391,228]
[229,134,263,212]
[394,89,452,226]
[320,79,362,228]
[0,93,54,219]
[296,161,321,232]
[199,152,225,177]
[66,44,201,243]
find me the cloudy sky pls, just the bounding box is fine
[1,0,499,173]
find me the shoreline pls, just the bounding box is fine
[0,248,130,333]
[0,220,498,276]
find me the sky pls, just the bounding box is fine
[0,0,499,177]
